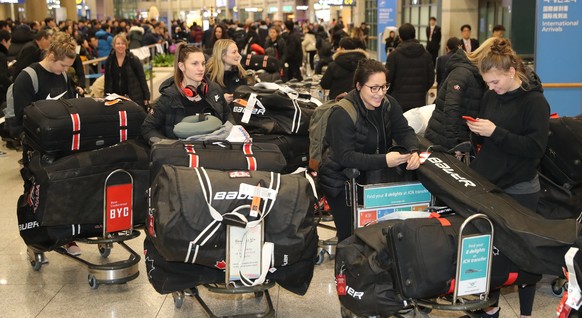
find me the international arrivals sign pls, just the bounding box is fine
[318,0,356,6]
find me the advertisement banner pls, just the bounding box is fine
[377,0,397,62]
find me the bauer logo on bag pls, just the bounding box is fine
[426,157,476,187]
[232,99,266,115]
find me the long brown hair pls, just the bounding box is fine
[173,43,205,96]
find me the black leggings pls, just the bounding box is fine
[323,189,353,242]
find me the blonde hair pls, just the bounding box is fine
[173,43,205,96]
[47,32,77,61]
[112,33,128,48]
[477,37,528,85]
[206,39,245,88]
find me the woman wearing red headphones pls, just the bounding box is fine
[142,43,235,144]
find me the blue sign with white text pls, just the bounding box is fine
[535,0,582,116]
[377,0,397,62]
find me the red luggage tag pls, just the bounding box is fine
[336,265,347,296]
[250,184,262,218]
[419,151,431,164]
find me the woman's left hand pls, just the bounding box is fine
[467,118,496,137]
[406,152,420,170]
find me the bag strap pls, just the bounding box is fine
[335,98,357,124]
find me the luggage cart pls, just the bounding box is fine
[171,216,276,317]
[340,168,497,317]
[27,169,141,289]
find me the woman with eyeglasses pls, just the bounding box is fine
[206,39,246,105]
[141,43,234,144]
[318,59,420,242]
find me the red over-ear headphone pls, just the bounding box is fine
[182,79,208,98]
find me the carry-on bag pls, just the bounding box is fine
[21,139,150,226]
[250,133,309,173]
[240,54,280,73]
[23,97,146,157]
[417,151,577,276]
[541,114,582,188]
[147,166,317,269]
[149,139,287,179]
[232,84,320,135]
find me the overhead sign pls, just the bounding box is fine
[377,0,397,62]
[318,0,356,6]
[535,0,582,116]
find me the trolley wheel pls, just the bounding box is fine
[551,278,567,297]
[340,305,355,318]
[30,258,42,271]
[98,244,111,258]
[173,291,184,309]
[29,252,43,271]
[315,249,326,265]
[88,274,99,289]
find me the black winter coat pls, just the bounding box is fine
[320,49,367,100]
[141,77,234,143]
[425,49,484,149]
[284,30,303,64]
[265,36,287,64]
[470,70,549,189]
[0,44,10,105]
[104,51,151,108]
[319,90,418,197]
[386,40,435,112]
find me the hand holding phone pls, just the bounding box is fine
[462,115,478,122]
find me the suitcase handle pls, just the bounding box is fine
[59,98,79,115]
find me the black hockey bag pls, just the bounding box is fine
[240,54,280,73]
[250,133,310,173]
[334,220,408,318]
[147,166,318,270]
[21,139,150,226]
[23,97,146,158]
[417,151,578,276]
[540,114,582,188]
[537,172,582,220]
[149,139,287,179]
[232,83,321,135]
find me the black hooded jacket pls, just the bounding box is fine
[320,49,367,100]
[386,39,434,112]
[469,70,549,189]
[319,90,418,197]
[425,49,484,149]
[141,77,234,143]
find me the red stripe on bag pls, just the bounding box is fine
[503,272,518,286]
[70,113,81,150]
[429,212,451,226]
[263,56,268,68]
[189,154,199,168]
[243,143,253,155]
[118,111,128,142]
[246,54,252,66]
[447,279,455,294]
[184,144,196,154]
[247,156,257,171]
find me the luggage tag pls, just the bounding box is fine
[240,93,258,124]
[249,184,262,218]
[336,264,347,296]
[419,151,431,164]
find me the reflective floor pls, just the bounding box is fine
[0,142,564,318]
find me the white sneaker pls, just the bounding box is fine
[64,242,81,256]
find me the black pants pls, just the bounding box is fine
[307,51,316,70]
[286,62,303,82]
[324,189,353,242]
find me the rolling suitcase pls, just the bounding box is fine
[23,97,146,158]
[149,139,287,179]
[250,133,309,173]
[21,139,150,226]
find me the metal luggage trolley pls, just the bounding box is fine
[27,169,141,289]
[172,216,275,317]
[340,168,497,317]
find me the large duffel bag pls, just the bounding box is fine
[144,226,318,296]
[22,139,150,226]
[148,166,317,269]
[537,172,582,220]
[17,194,102,252]
[232,84,320,135]
[417,151,577,276]
[250,133,309,174]
[149,139,287,179]
[540,114,582,188]
[23,97,146,157]
[240,54,280,73]
[388,216,541,299]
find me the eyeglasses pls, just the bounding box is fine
[364,84,388,93]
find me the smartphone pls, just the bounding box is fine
[462,116,478,122]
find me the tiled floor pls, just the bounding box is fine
[0,142,565,318]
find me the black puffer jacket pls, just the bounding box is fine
[319,90,418,197]
[222,69,246,94]
[104,50,151,108]
[141,77,234,143]
[386,39,434,112]
[320,49,367,100]
[425,49,484,149]
[470,70,549,189]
